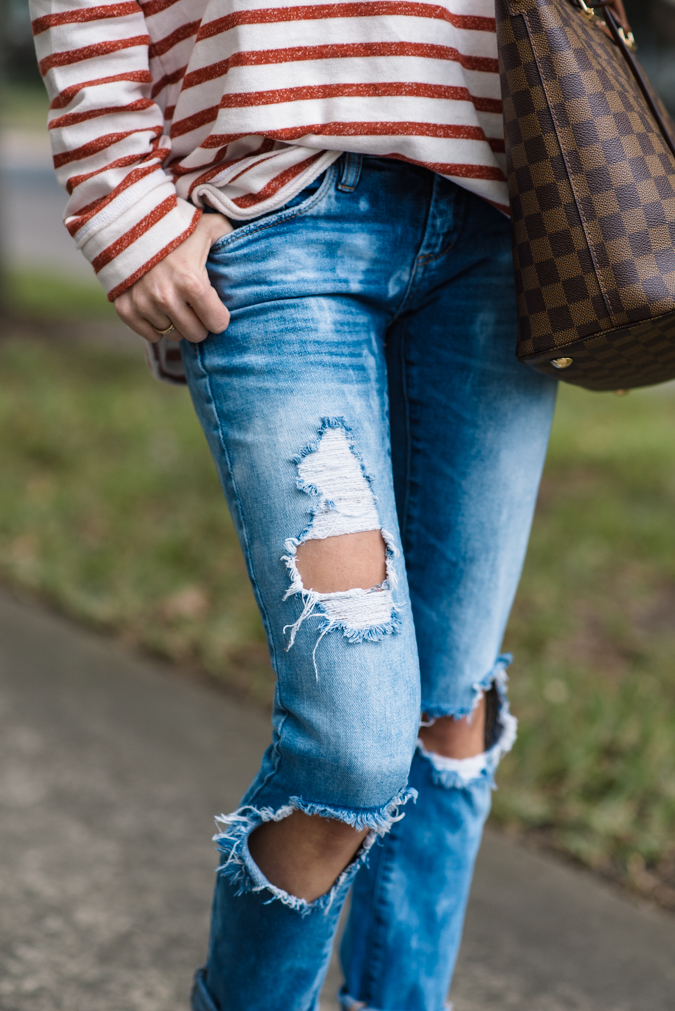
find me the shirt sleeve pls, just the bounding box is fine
[30,0,201,301]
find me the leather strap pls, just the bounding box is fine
[601,5,675,159]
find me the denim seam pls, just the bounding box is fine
[362,823,399,1004]
[389,178,468,326]
[250,683,289,803]
[383,179,471,473]
[416,179,468,265]
[355,835,387,1001]
[386,170,435,324]
[397,322,413,549]
[387,247,423,325]
[337,152,363,192]
[193,340,287,777]
[208,162,338,253]
[386,320,419,563]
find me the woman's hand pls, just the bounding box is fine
[114,211,233,344]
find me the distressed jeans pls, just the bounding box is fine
[181,155,557,1011]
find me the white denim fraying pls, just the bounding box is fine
[417,658,517,788]
[321,585,394,627]
[281,420,402,669]
[296,425,380,539]
[281,537,402,675]
[416,739,492,784]
[213,789,416,915]
[282,571,398,644]
[422,654,514,723]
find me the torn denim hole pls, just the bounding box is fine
[281,419,401,674]
[417,656,517,790]
[212,788,416,916]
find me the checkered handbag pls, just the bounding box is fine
[497,0,675,390]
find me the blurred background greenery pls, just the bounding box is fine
[0,0,674,910]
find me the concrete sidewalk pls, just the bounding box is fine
[1,591,674,1011]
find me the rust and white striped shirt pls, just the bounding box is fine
[31,0,505,300]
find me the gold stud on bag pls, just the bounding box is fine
[497,0,675,391]
[577,0,637,51]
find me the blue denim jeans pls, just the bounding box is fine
[182,155,557,1011]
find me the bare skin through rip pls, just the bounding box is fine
[248,529,488,901]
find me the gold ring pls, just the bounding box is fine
[154,323,176,335]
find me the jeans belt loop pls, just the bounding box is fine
[336,152,363,193]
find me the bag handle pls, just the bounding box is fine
[573,1,675,159]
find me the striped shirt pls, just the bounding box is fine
[31,0,506,300]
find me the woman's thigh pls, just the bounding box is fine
[180,174,422,812]
[387,189,559,719]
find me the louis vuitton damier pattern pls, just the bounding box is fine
[496,0,675,390]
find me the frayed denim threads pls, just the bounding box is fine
[281,419,403,673]
[212,786,416,916]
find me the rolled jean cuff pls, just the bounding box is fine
[340,990,454,1011]
[191,967,219,1011]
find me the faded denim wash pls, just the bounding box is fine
[181,155,557,1011]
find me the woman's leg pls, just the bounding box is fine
[340,181,558,1011]
[180,157,440,1011]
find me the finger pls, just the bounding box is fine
[125,313,168,344]
[146,315,175,335]
[189,282,231,335]
[174,273,230,336]
[134,303,177,337]
[145,320,182,341]
[116,287,174,338]
[123,287,185,341]
[126,278,204,343]
[114,296,163,343]
[138,319,174,343]
[159,297,209,344]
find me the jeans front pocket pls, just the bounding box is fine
[207,162,338,258]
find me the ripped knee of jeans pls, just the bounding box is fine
[418,655,517,790]
[281,418,402,674]
[212,788,415,915]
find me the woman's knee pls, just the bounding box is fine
[280,731,412,817]
[336,738,414,809]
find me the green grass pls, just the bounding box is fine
[1,83,50,131]
[0,332,674,904]
[5,270,118,321]
[0,334,272,703]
